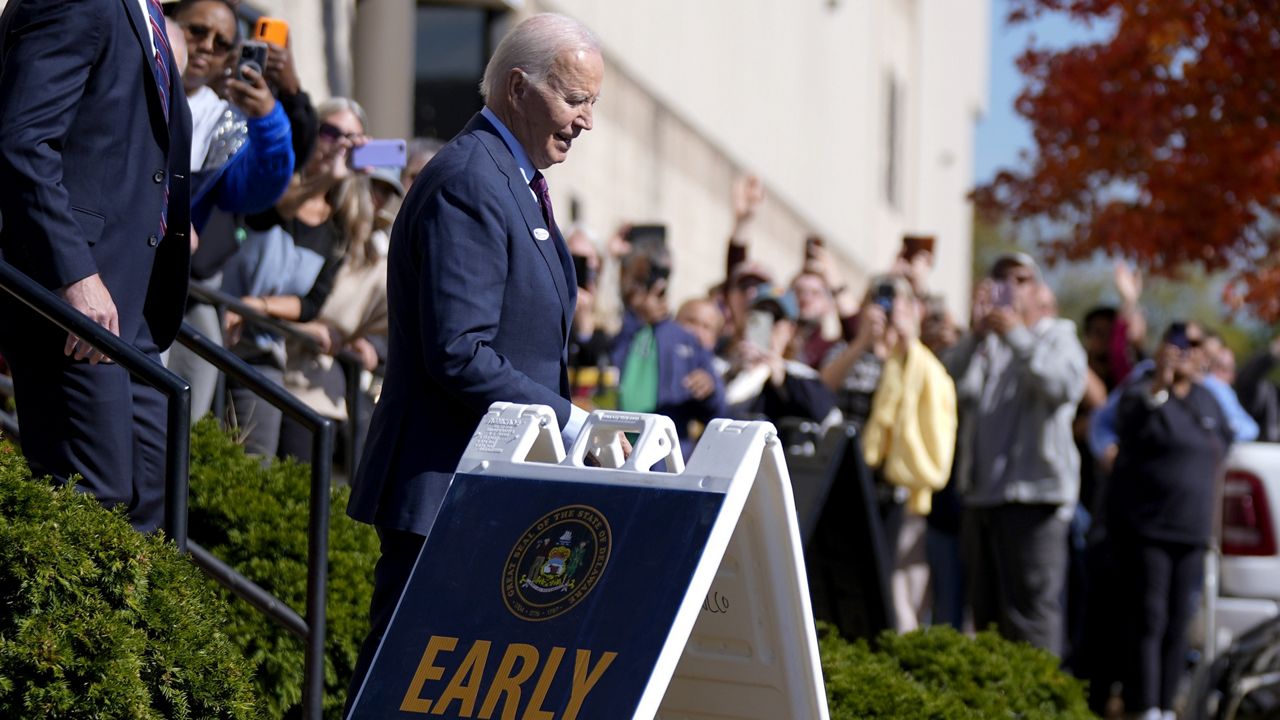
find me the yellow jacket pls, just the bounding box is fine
[862,339,957,516]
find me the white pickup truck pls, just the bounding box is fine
[1205,441,1280,653]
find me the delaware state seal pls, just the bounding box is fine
[503,505,612,622]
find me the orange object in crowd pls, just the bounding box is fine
[253,17,289,47]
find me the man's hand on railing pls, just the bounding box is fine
[59,273,118,364]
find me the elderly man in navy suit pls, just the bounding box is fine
[344,12,604,704]
[0,0,192,533]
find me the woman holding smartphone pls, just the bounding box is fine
[221,98,379,460]
[1108,321,1232,720]
[168,0,294,230]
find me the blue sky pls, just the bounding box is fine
[974,0,1112,183]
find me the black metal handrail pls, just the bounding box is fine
[0,259,332,720]
[0,260,192,549]
[188,283,369,472]
[175,323,332,719]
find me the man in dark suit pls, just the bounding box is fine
[344,12,604,705]
[0,0,192,533]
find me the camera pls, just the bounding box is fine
[236,40,269,83]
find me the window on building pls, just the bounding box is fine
[414,3,506,141]
[884,72,902,210]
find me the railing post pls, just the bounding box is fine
[304,418,333,720]
[165,382,192,553]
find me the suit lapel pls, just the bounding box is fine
[469,114,572,331]
[120,0,170,149]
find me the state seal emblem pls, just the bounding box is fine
[503,505,612,621]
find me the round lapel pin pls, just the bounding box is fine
[533,228,551,241]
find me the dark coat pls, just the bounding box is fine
[348,113,577,536]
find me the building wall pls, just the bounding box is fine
[78,0,988,314]
[539,0,989,312]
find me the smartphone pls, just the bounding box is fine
[991,279,1014,308]
[350,139,408,169]
[236,40,269,82]
[1167,322,1190,350]
[572,254,597,290]
[873,282,895,315]
[253,17,290,47]
[745,309,774,351]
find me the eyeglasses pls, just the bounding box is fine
[181,22,236,54]
[318,123,360,143]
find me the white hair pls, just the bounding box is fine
[480,13,601,104]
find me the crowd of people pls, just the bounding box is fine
[566,170,1277,718]
[0,3,1273,717]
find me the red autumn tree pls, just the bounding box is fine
[974,0,1280,318]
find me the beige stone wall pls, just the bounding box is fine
[25,0,987,316]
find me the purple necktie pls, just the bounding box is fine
[529,171,557,232]
[145,0,171,235]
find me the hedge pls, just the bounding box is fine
[2,418,1098,720]
[0,441,259,719]
[187,419,380,719]
[819,623,1096,719]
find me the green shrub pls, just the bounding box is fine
[0,442,259,719]
[819,624,1095,719]
[187,419,380,719]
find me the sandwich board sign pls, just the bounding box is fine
[347,402,829,720]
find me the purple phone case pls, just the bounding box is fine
[350,139,407,168]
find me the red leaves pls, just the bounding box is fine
[978,0,1280,318]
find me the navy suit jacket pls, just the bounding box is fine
[349,113,577,536]
[0,0,192,351]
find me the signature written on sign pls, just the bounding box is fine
[701,591,730,615]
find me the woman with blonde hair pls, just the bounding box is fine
[221,97,380,459]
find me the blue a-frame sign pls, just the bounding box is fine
[347,403,829,720]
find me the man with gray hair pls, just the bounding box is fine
[344,13,603,709]
[946,253,1086,656]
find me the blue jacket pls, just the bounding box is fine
[190,101,293,233]
[612,312,727,456]
[349,113,577,537]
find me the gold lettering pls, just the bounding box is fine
[563,650,617,720]
[430,639,492,717]
[400,635,459,713]
[478,643,540,720]
[520,646,564,720]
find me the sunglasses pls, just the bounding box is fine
[318,123,360,143]
[181,22,236,54]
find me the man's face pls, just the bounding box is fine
[509,49,604,169]
[1000,265,1040,323]
[677,302,724,352]
[792,274,831,323]
[1083,316,1113,361]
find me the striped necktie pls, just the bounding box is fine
[144,0,171,235]
[529,171,557,232]
[145,0,171,123]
